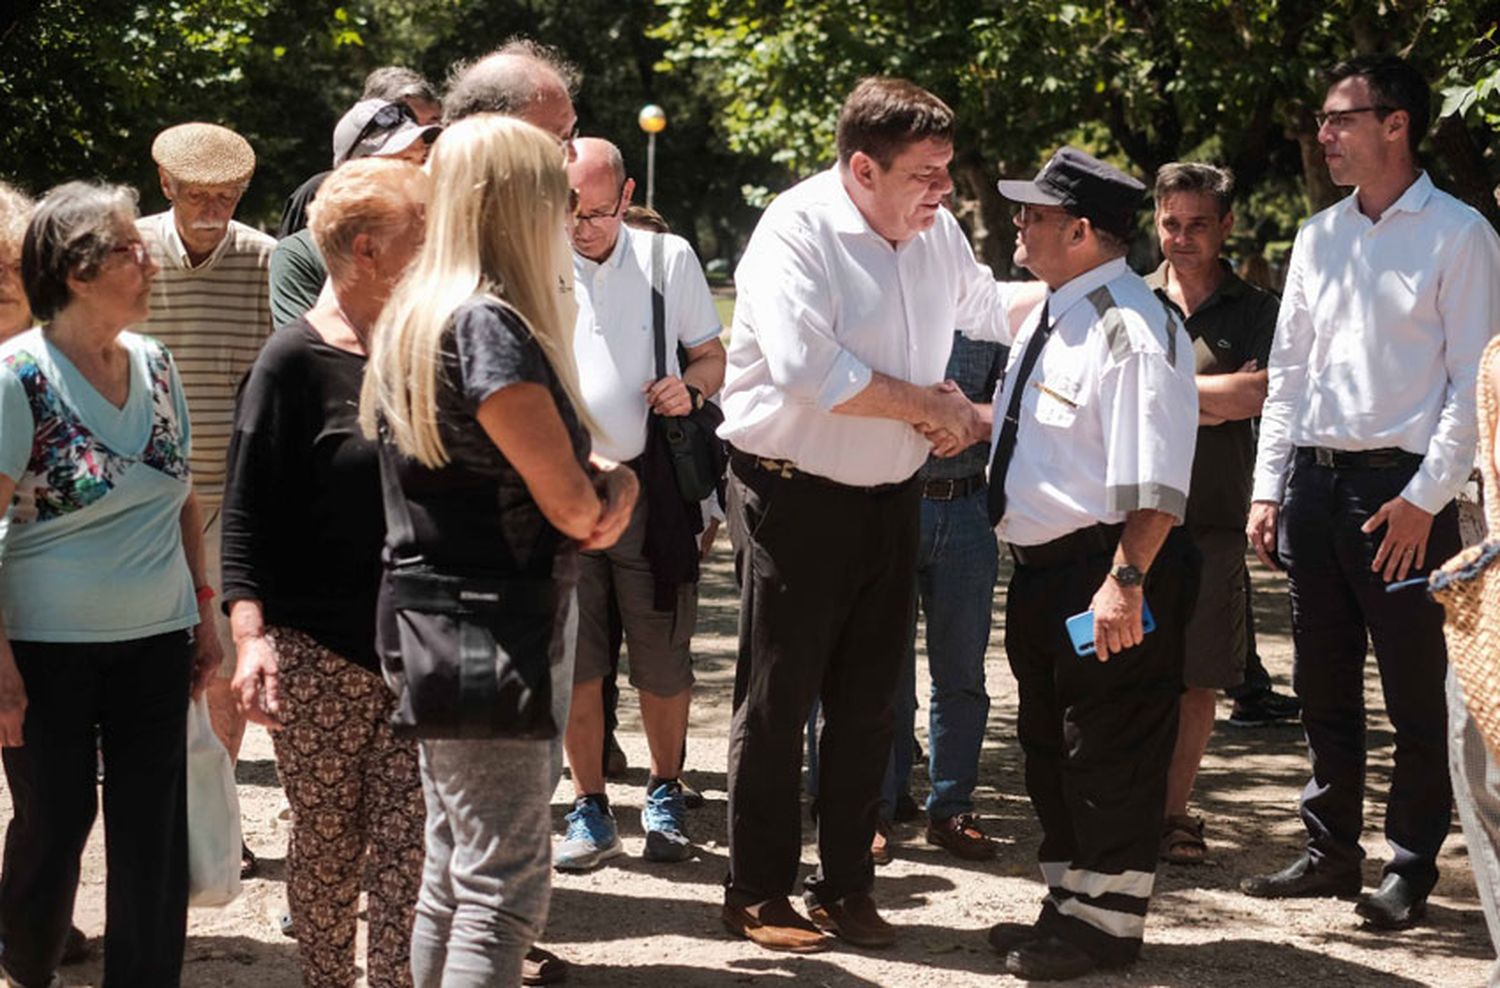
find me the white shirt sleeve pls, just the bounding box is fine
[1251,226,1313,505]
[951,226,1014,345]
[1098,349,1196,521]
[1402,218,1500,512]
[668,238,724,351]
[733,219,872,410]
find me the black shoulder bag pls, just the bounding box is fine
[649,233,726,502]
[375,433,558,740]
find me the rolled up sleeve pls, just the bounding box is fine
[734,220,872,409]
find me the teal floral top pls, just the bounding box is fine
[0,328,197,642]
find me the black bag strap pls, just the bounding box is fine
[651,232,667,381]
[375,421,423,566]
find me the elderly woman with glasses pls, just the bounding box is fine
[0,181,220,988]
[224,158,430,988]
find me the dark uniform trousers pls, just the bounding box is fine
[1279,451,1459,893]
[1007,525,1198,967]
[723,454,921,908]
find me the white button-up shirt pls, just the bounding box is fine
[1253,172,1500,512]
[718,168,1013,486]
[994,257,1199,546]
[573,225,722,463]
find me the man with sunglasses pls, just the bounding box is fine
[554,137,725,872]
[1244,55,1500,932]
[136,121,276,878]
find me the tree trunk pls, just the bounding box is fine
[953,150,1013,273]
[1292,125,1342,215]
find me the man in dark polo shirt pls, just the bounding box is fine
[1144,162,1287,864]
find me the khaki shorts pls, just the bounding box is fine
[1181,526,1248,690]
[201,507,237,679]
[573,493,696,697]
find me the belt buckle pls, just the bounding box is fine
[931,478,956,499]
[759,457,795,479]
[1314,447,1335,468]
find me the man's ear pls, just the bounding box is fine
[1383,108,1410,147]
[621,177,637,209]
[158,167,175,203]
[1220,209,1235,239]
[847,150,880,190]
[351,231,378,272]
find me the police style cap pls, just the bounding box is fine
[996,146,1145,240]
[152,123,256,186]
[332,99,441,168]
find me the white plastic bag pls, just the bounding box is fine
[186,693,243,908]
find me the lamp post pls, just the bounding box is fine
[638,103,666,210]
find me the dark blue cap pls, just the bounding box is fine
[997,146,1145,239]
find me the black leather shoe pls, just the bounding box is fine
[1005,936,1095,981]
[1241,854,1361,899]
[1355,873,1427,930]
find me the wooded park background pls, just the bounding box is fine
[4,1,1500,277]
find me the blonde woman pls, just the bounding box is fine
[224,158,429,988]
[360,115,636,986]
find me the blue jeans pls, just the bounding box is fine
[807,490,997,822]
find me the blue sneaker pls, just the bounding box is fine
[554,797,623,872]
[642,780,692,862]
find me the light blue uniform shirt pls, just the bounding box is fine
[0,328,197,642]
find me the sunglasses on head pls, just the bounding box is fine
[353,102,417,149]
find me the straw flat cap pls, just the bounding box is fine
[151,123,256,186]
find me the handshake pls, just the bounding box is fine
[916,380,988,458]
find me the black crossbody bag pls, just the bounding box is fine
[375,433,558,740]
[649,233,726,502]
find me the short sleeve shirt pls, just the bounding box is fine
[383,297,592,580]
[0,329,197,641]
[1145,262,1278,530]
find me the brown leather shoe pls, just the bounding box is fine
[871,821,893,866]
[522,945,568,985]
[806,891,897,948]
[722,898,829,952]
[926,813,997,861]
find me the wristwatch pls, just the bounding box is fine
[1109,563,1144,587]
[686,384,705,411]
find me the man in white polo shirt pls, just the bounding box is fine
[717,77,1036,954]
[1244,54,1500,932]
[554,137,726,872]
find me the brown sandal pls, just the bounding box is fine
[1160,814,1206,865]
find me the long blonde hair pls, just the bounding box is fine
[360,113,595,466]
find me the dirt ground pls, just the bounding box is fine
[37,547,1497,986]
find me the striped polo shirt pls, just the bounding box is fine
[137,211,275,512]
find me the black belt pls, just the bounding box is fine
[728,447,913,495]
[1296,446,1423,471]
[1008,523,1124,569]
[922,473,986,500]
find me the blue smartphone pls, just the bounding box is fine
[1066,602,1156,657]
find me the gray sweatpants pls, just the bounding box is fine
[410,593,576,987]
[1449,667,1500,988]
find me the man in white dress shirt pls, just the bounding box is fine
[554,138,725,872]
[982,147,1200,981]
[1243,55,1500,930]
[717,77,1024,953]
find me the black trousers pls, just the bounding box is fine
[724,457,920,907]
[1280,455,1458,893]
[1007,526,1198,966]
[0,631,191,988]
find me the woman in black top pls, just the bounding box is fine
[222,158,429,988]
[359,115,636,987]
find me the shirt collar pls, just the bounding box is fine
[158,209,232,270]
[1339,170,1435,224]
[1144,258,1245,313]
[1048,256,1130,322]
[575,223,633,276]
[826,167,880,238]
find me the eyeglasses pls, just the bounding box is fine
[353,101,417,150]
[1016,203,1073,227]
[575,183,627,229]
[107,241,151,266]
[1313,106,1392,128]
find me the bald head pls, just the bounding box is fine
[570,137,626,190]
[443,40,577,150]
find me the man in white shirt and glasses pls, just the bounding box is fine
[717,76,1035,953]
[982,147,1200,982]
[1243,54,1500,932]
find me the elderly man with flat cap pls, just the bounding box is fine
[982,147,1199,981]
[137,121,275,877]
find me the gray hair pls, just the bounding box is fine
[442,38,577,123]
[1153,162,1235,218]
[0,181,34,255]
[22,181,140,321]
[363,66,439,105]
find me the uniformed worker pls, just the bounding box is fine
[983,147,1200,982]
[717,77,1036,954]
